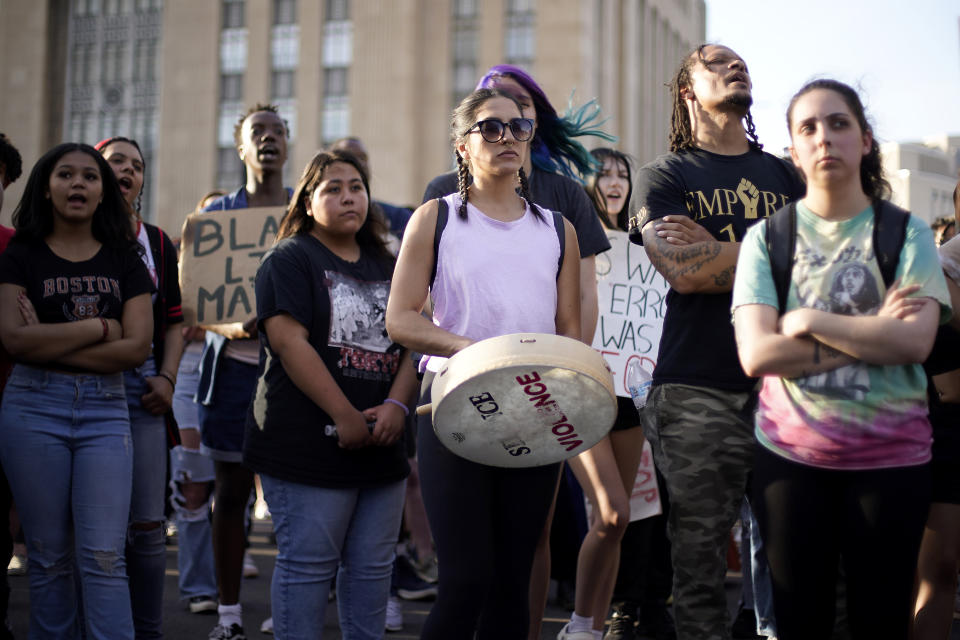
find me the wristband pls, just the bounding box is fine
[384,398,409,416]
[99,317,109,342]
[157,371,177,388]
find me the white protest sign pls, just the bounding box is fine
[591,230,670,397]
[179,206,284,325]
[583,439,662,522]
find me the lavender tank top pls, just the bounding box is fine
[423,194,562,373]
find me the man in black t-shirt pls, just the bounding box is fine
[628,44,803,640]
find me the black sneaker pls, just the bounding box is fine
[606,609,638,640]
[637,602,676,640]
[395,553,438,600]
[730,607,762,639]
[208,623,246,640]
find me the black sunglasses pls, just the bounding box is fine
[465,118,535,144]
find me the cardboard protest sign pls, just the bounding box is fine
[584,439,662,522]
[179,206,285,325]
[591,230,670,397]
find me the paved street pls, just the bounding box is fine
[5,518,574,639]
[8,518,960,639]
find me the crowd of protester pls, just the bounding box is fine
[1,42,959,640]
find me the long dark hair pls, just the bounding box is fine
[586,148,634,231]
[277,149,393,265]
[11,143,137,252]
[451,88,535,221]
[786,78,890,203]
[668,44,762,153]
[477,64,615,182]
[95,135,145,214]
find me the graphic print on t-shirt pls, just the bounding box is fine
[793,250,881,401]
[683,177,793,226]
[326,270,398,381]
[42,275,121,321]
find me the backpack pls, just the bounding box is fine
[430,197,566,286]
[763,200,960,376]
[764,200,909,313]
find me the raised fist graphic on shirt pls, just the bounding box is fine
[736,178,760,219]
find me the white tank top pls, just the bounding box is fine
[424,193,561,373]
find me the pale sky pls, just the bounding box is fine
[706,0,960,155]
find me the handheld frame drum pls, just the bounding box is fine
[417,333,616,468]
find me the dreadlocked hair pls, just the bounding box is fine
[668,44,762,153]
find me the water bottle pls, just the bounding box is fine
[626,359,653,411]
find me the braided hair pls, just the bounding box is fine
[668,44,762,153]
[450,88,541,221]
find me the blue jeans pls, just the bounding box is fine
[170,345,217,600]
[0,364,134,639]
[169,446,216,600]
[739,499,777,637]
[124,357,168,638]
[261,474,405,640]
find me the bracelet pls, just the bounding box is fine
[384,398,409,416]
[99,317,109,342]
[157,371,177,388]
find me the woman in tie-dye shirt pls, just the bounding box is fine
[731,79,950,639]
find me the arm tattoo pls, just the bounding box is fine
[711,265,735,288]
[813,341,821,365]
[645,230,723,282]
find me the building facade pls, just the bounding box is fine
[0,0,705,234]
[882,135,960,226]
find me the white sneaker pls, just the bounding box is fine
[260,617,273,635]
[385,596,403,632]
[6,554,26,576]
[242,551,259,578]
[557,622,597,640]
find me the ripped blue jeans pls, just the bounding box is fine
[0,364,134,639]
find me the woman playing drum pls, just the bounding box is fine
[386,88,581,639]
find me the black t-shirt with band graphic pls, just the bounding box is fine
[244,234,409,489]
[631,147,805,392]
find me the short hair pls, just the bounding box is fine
[232,103,289,149]
[0,133,23,186]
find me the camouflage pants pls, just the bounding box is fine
[641,383,757,640]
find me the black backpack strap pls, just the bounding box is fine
[430,197,449,287]
[872,200,910,289]
[550,209,565,278]
[765,202,797,314]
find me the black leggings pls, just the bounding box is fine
[417,380,560,640]
[753,445,930,640]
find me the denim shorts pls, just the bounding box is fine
[199,356,258,463]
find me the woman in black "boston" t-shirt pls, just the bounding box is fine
[0,143,153,639]
[243,149,417,638]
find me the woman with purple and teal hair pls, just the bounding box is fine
[475,64,613,183]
